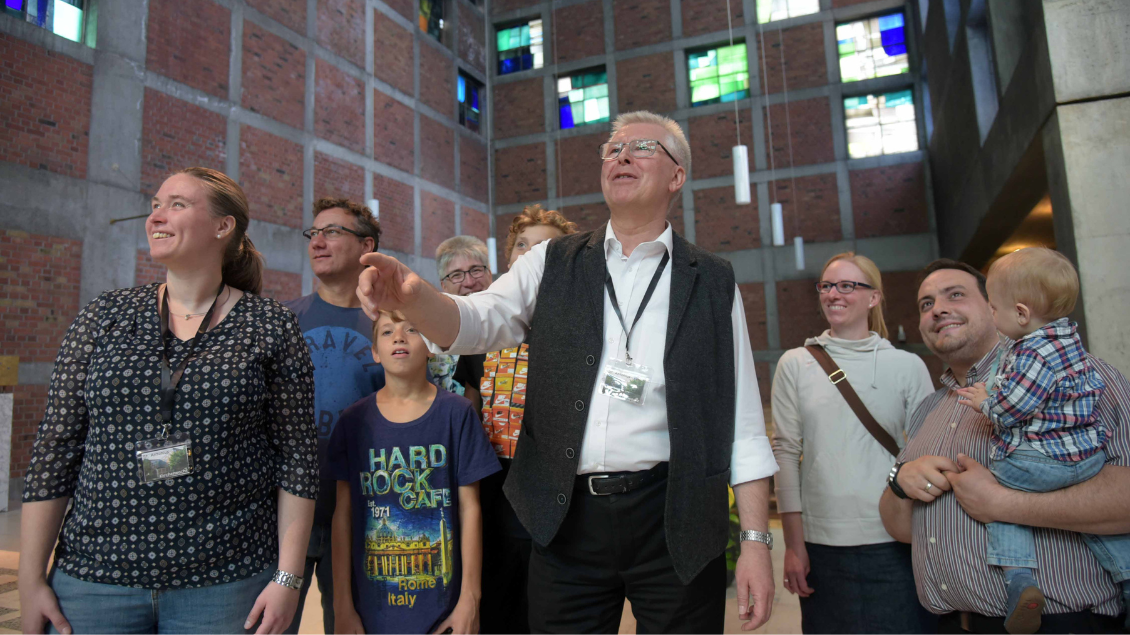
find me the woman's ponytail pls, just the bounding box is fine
[222,234,264,295]
[178,167,264,294]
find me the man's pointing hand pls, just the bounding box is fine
[357,252,424,320]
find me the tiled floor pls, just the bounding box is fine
[0,511,800,634]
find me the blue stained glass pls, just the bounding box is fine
[500,58,518,74]
[877,13,904,30]
[884,89,913,107]
[471,89,479,111]
[560,104,575,129]
[521,53,534,69]
[881,27,906,46]
[457,76,466,102]
[5,0,22,10]
[883,43,907,56]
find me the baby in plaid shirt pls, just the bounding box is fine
[956,247,1129,634]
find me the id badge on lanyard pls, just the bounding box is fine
[137,284,223,485]
[598,251,669,406]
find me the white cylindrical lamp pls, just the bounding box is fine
[486,237,499,274]
[794,236,805,271]
[771,203,785,246]
[732,145,751,205]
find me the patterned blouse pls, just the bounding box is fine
[23,284,318,589]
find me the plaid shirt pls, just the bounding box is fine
[983,318,1106,461]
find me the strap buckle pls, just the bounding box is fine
[828,369,847,385]
[587,474,613,495]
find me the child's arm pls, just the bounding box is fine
[332,481,365,634]
[956,348,1055,427]
[432,482,482,635]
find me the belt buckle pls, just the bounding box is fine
[587,474,612,495]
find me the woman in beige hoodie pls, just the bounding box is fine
[771,252,936,633]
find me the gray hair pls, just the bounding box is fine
[436,235,489,278]
[610,111,691,170]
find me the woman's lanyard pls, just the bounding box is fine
[157,284,225,428]
[604,251,670,365]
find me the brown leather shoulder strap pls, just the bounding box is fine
[804,344,901,457]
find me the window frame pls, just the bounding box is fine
[842,88,921,159]
[755,0,819,25]
[835,10,911,84]
[494,18,544,77]
[457,71,485,134]
[686,41,750,108]
[4,0,90,45]
[556,67,610,130]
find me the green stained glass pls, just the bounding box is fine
[838,41,856,56]
[844,95,868,109]
[884,89,913,107]
[598,96,609,119]
[569,88,584,103]
[509,27,521,49]
[692,83,721,103]
[520,24,530,46]
[571,101,585,122]
[497,30,509,51]
[584,84,608,99]
[689,66,719,82]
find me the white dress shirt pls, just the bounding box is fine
[438,223,778,486]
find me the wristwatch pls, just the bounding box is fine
[272,569,304,591]
[887,461,910,500]
[739,529,773,550]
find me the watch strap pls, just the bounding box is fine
[888,462,910,500]
[739,529,773,550]
[272,569,303,591]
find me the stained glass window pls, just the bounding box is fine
[496,19,544,76]
[844,90,918,158]
[837,13,909,82]
[458,73,483,133]
[558,69,609,129]
[4,0,85,43]
[756,0,819,23]
[419,0,445,43]
[689,44,749,107]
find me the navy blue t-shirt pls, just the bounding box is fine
[284,293,385,526]
[327,388,500,634]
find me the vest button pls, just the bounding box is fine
[574,400,585,411]
[565,448,575,459]
[586,355,595,365]
[557,493,567,505]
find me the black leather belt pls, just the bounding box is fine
[939,608,1125,633]
[575,462,669,496]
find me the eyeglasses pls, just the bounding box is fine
[816,280,875,294]
[598,139,681,166]
[302,224,365,241]
[441,265,489,285]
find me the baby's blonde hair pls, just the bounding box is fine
[987,247,1079,319]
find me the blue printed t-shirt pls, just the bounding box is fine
[284,293,385,526]
[326,388,501,634]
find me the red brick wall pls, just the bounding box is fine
[491,0,539,15]
[460,136,490,203]
[372,173,415,253]
[373,89,416,173]
[239,125,304,228]
[141,89,227,195]
[763,97,835,168]
[738,282,769,349]
[314,152,365,201]
[553,1,605,64]
[317,0,366,68]
[10,384,47,478]
[494,212,517,265]
[776,278,823,349]
[374,11,415,95]
[421,191,455,257]
[247,0,306,35]
[614,0,671,50]
[315,60,366,154]
[0,230,82,363]
[494,144,546,205]
[146,0,230,99]
[419,43,455,116]
[242,22,306,129]
[462,208,490,243]
[385,0,414,21]
[261,268,302,301]
[850,163,929,238]
[694,186,760,252]
[0,33,92,179]
[419,115,455,186]
[558,202,609,233]
[458,3,486,73]
[555,132,605,198]
[136,249,166,285]
[681,0,742,38]
[617,53,677,114]
[769,173,841,244]
[757,22,827,95]
[688,111,753,179]
[493,79,544,139]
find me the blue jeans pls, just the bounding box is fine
[284,522,334,634]
[799,541,937,634]
[988,444,1130,583]
[48,566,273,633]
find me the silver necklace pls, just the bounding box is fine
[168,285,228,319]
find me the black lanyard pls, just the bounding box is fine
[604,250,670,364]
[158,284,225,426]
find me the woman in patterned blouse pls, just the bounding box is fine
[18,168,318,634]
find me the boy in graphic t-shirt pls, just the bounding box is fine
[328,310,500,634]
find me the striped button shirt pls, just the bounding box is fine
[900,342,1130,617]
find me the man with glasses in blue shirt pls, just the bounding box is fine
[283,198,386,634]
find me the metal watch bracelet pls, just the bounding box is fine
[888,461,910,499]
[272,569,303,591]
[739,529,773,550]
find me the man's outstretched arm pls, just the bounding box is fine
[357,252,462,348]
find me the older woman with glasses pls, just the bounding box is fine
[770,252,936,634]
[429,236,494,411]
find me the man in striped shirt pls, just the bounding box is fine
[879,259,1130,633]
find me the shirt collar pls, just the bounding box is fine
[1021,316,1074,342]
[603,221,674,260]
[940,339,1004,390]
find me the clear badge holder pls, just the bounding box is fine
[599,357,650,406]
[136,425,194,484]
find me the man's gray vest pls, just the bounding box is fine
[502,225,738,584]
